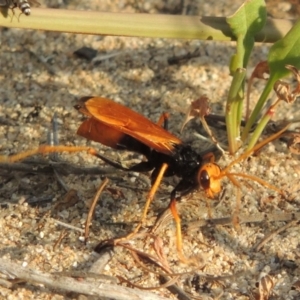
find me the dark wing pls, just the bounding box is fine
[75,96,182,155]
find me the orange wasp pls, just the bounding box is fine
[0,96,286,261]
[74,97,223,256]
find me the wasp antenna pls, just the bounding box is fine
[225,172,283,195]
[225,173,242,188]
[0,145,96,163]
[222,123,290,174]
[0,148,40,163]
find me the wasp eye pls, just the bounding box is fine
[199,169,210,190]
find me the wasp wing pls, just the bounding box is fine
[75,97,182,155]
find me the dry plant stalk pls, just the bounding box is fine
[0,258,170,300]
[84,178,109,243]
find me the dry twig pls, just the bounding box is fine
[84,178,109,243]
[0,258,170,300]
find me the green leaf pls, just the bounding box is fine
[227,0,266,72]
[268,18,300,80]
[225,0,266,153]
[242,19,300,144]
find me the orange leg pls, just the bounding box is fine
[113,163,169,244]
[169,198,192,263]
[1,146,169,244]
[156,112,170,128]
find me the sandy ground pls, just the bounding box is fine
[0,0,300,299]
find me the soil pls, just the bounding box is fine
[0,0,300,299]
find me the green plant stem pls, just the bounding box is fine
[0,8,294,41]
[241,76,277,142]
[246,99,280,150]
[225,68,246,154]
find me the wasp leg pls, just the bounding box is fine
[95,163,169,251]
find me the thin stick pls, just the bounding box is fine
[152,202,300,233]
[52,219,84,233]
[199,115,225,154]
[47,114,71,192]
[89,248,115,275]
[85,178,109,243]
[254,219,298,251]
[187,213,300,232]
[0,258,170,300]
[53,230,69,251]
[0,161,116,175]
